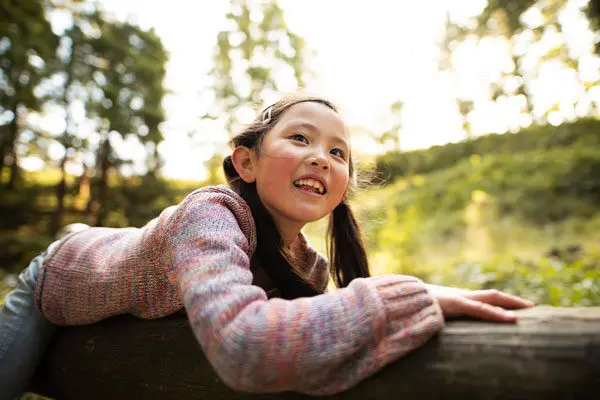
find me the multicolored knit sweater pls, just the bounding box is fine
[35,186,444,395]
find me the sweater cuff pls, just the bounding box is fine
[372,275,444,345]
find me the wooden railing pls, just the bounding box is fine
[30,306,600,399]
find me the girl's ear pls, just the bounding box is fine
[231,146,257,183]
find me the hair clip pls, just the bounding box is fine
[262,106,273,125]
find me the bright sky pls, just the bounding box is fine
[27,0,600,180]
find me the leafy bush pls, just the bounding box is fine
[376,118,600,181]
[354,135,600,306]
[367,146,600,227]
[0,186,50,230]
[107,174,188,228]
[0,233,54,274]
[368,218,600,306]
[435,250,600,307]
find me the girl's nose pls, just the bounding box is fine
[309,155,329,171]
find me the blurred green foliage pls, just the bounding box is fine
[380,146,600,225]
[447,251,600,307]
[203,0,309,132]
[0,172,202,274]
[1,0,168,236]
[375,119,600,180]
[354,119,600,306]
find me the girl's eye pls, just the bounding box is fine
[290,134,308,143]
[330,148,346,159]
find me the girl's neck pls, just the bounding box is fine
[278,223,304,248]
[260,197,305,247]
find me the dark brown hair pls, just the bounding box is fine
[222,93,370,299]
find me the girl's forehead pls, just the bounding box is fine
[277,102,349,139]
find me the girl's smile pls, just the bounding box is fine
[293,174,327,195]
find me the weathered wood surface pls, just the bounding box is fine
[30,306,600,399]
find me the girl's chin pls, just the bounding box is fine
[287,208,331,224]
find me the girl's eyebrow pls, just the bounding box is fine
[287,121,349,150]
[287,121,319,133]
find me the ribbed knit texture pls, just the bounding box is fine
[35,185,444,395]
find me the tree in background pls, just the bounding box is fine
[1,0,168,229]
[0,0,58,189]
[378,100,404,151]
[467,1,600,55]
[85,19,167,226]
[458,99,474,138]
[203,0,309,134]
[203,153,226,186]
[442,0,600,133]
[42,0,101,236]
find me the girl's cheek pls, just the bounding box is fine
[333,169,350,198]
[263,141,302,160]
[262,183,282,199]
[276,146,304,160]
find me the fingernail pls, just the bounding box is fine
[506,311,517,318]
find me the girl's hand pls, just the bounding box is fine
[425,284,535,322]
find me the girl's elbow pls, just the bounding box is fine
[210,353,267,393]
[203,328,296,392]
[211,353,298,393]
[217,370,250,392]
[213,365,270,393]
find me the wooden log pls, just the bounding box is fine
[29,306,600,399]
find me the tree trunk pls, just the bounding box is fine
[95,139,110,226]
[50,31,78,235]
[6,101,20,189]
[29,306,600,399]
[76,164,90,209]
[49,155,68,236]
[0,126,7,181]
[0,138,7,193]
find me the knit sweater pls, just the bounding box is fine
[35,185,444,395]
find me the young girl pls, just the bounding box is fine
[0,93,534,398]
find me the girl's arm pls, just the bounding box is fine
[165,189,444,395]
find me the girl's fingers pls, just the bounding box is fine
[468,289,535,309]
[460,297,518,322]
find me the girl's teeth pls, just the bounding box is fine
[294,179,324,194]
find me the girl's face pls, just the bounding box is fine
[253,102,351,240]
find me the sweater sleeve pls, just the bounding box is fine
[165,189,444,395]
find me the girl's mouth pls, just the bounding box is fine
[293,178,326,195]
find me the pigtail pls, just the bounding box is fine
[225,156,320,299]
[240,183,321,299]
[328,201,371,288]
